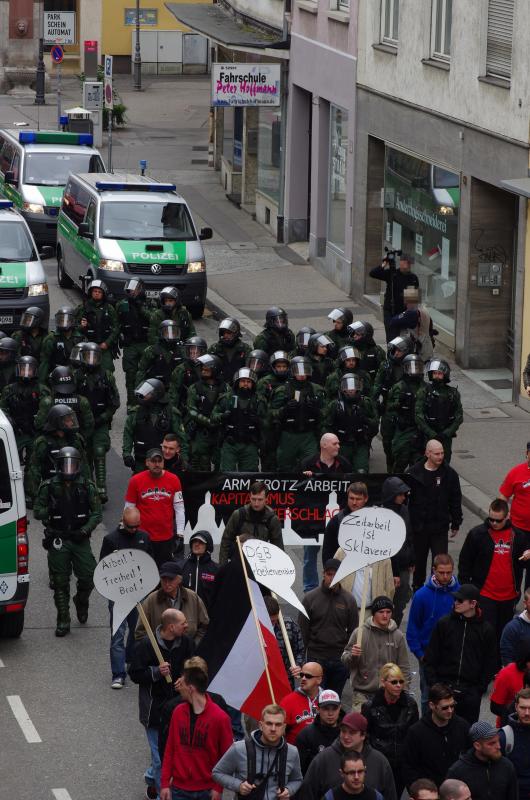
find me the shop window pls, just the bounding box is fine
[431,0,452,61]
[381,0,399,45]
[383,146,459,337]
[328,106,348,251]
[257,107,282,204]
[486,0,514,80]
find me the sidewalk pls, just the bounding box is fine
[1,74,525,517]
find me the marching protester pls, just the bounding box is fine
[295,689,343,775]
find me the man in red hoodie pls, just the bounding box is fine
[160,658,233,800]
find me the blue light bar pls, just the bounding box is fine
[148,184,176,192]
[60,115,68,126]
[95,182,126,191]
[19,131,36,143]
[95,181,176,193]
[78,133,94,145]
[18,130,94,146]
[0,201,14,209]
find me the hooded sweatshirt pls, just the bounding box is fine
[341,617,411,695]
[181,531,219,610]
[447,747,518,800]
[500,611,530,666]
[280,686,323,744]
[406,574,460,659]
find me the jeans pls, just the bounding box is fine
[109,602,138,680]
[227,704,244,740]
[413,530,449,591]
[172,790,212,800]
[303,545,320,592]
[146,726,161,795]
[478,594,516,668]
[319,658,349,698]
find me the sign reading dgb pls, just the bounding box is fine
[44,11,76,45]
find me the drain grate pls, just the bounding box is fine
[483,379,513,389]
[192,145,208,151]
[191,158,208,165]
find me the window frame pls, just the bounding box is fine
[380,0,400,46]
[431,0,452,62]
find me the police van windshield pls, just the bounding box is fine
[24,152,105,186]
[0,439,13,511]
[100,201,196,241]
[0,221,36,262]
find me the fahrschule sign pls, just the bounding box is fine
[212,63,281,107]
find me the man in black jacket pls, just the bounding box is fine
[369,253,419,340]
[402,683,470,789]
[295,689,343,774]
[382,476,414,627]
[447,720,518,800]
[322,481,368,565]
[407,439,462,591]
[458,498,526,664]
[423,585,497,724]
[181,530,219,611]
[99,507,153,690]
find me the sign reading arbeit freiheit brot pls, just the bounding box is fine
[212,64,281,107]
[44,12,76,45]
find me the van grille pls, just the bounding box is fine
[0,288,25,299]
[126,262,186,276]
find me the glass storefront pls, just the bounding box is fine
[222,107,243,170]
[257,107,282,204]
[328,106,348,250]
[383,146,459,337]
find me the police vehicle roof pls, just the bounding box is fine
[2,129,100,154]
[75,172,183,202]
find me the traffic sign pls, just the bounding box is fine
[44,12,76,45]
[104,55,113,111]
[51,45,64,64]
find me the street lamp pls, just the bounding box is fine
[133,0,142,91]
[35,0,46,105]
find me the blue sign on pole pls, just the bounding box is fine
[51,45,64,64]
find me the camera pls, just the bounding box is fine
[383,247,402,268]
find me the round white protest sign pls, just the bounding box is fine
[242,539,308,618]
[94,549,160,634]
[331,507,406,587]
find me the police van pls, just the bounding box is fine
[0,200,50,330]
[0,129,105,247]
[0,410,28,638]
[56,172,212,317]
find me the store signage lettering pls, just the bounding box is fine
[395,194,447,233]
[212,63,281,107]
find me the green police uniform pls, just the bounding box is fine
[0,363,16,391]
[75,298,119,372]
[186,379,227,471]
[169,360,199,413]
[208,339,252,385]
[327,329,351,350]
[123,399,189,473]
[321,394,378,473]
[256,372,285,471]
[325,366,373,401]
[356,341,386,383]
[415,382,463,463]
[148,306,195,346]
[38,331,84,385]
[212,387,261,471]
[270,380,325,471]
[253,328,296,356]
[13,329,47,361]
[0,379,43,500]
[307,354,335,387]
[372,359,405,471]
[76,367,120,500]
[26,431,91,503]
[34,390,95,441]
[34,473,101,635]
[136,341,184,392]
[116,295,151,405]
[386,376,426,472]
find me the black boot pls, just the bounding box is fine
[94,456,108,504]
[73,592,89,624]
[54,590,71,637]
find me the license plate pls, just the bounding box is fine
[0,315,13,325]
[146,290,159,299]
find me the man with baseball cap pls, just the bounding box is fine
[300,711,397,800]
[447,720,517,800]
[295,689,343,775]
[423,585,496,724]
[135,560,209,645]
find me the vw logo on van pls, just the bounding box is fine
[151,263,162,274]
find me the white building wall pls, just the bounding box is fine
[229,0,284,31]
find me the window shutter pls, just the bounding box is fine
[486,0,515,79]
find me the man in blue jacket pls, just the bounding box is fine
[406,553,460,714]
[500,589,530,666]
[499,687,530,799]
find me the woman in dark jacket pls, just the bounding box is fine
[361,662,419,797]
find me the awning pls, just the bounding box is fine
[501,177,530,198]
[165,3,287,50]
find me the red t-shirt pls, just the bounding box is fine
[481,527,517,601]
[490,661,524,726]
[125,470,182,541]
[499,462,530,530]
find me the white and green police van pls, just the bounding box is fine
[0,200,50,330]
[56,173,212,317]
[0,409,28,638]
[0,129,105,248]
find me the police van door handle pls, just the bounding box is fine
[10,470,23,480]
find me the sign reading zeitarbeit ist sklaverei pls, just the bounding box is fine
[212,64,281,107]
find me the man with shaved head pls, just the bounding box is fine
[439,779,471,800]
[280,661,324,743]
[407,439,463,590]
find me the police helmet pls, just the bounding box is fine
[55,306,76,331]
[348,320,374,342]
[402,354,424,377]
[16,355,38,382]
[50,365,76,393]
[308,333,334,356]
[233,367,257,388]
[246,349,269,375]
[295,327,315,351]
[87,279,108,299]
[43,404,79,433]
[184,336,207,361]
[328,307,353,327]
[56,446,81,480]
[134,378,165,405]
[218,317,241,344]
[80,342,102,369]
[427,358,451,382]
[160,286,181,309]
[388,335,413,362]
[20,306,45,331]
[338,345,361,364]
[270,351,290,377]
[0,337,18,363]
[290,356,312,378]
[340,373,364,397]
[265,306,288,331]
[124,278,145,298]
[69,342,84,368]
[196,353,221,379]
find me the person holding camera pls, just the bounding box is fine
[369,252,419,341]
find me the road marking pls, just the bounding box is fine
[6,695,42,743]
[0,658,4,667]
[52,790,73,800]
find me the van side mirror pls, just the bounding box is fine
[4,171,17,186]
[39,246,54,259]
[199,227,213,241]
[78,222,93,239]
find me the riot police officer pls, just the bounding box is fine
[116,279,151,406]
[34,446,101,637]
[327,307,353,349]
[256,350,290,472]
[372,335,413,470]
[169,335,207,412]
[269,356,325,471]
[136,319,183,391]
[347,320,386,383]
[123,378,188,473]
[186,353,227,471]
[208,317,251,384]
[13,306,48,361]
[0,356,42,501]
[76,343,120,503]
[39,306,83,385]
[246,349,270,382]
[415,359,463,463]
[147,286,195,345]
[306,333,335,386]
[213,367,261,471]
[75,279,119,372]
[322,374,378,473]
[325,345,372,400]
[253,307,295,355]
[386,354,426,471]
[34,365,94,441]
[0,337,19,390]
[291,327,315,357]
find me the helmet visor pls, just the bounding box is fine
[60,412,79,431]
[60,456,80,477]
[291,360,312,377]
[328,309,344,322]
[404,359,424,376]
[16,362,36,380]
[429,359,445,372]
[341,375,363,393]
[161,324,180,341]
[81,349,101,367]
[272,314,288,330]
[55,311,74,330]
[20,311,37,329]
[134,381,155,403]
